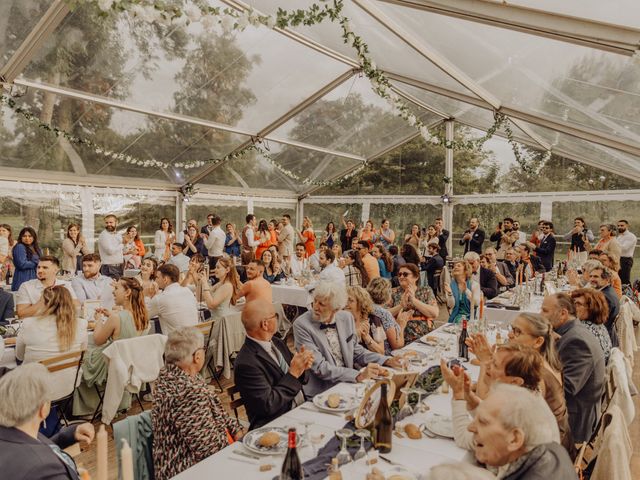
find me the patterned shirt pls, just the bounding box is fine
[391,286,436,343]
[152,363,240,480]
[324,323,345,367]
[583,321,612,363]
[372,305,401,355]
[343,265,362,287]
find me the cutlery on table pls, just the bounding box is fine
[233,449,261,460]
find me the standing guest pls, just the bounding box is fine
[234,300,313,430]
[541,293,605,443]
[153,328,242,480]
[404,224,421,252]
[366,278,404,354]
[340,218,357,253]
[463,252,498,299]
[419,225,439,261]
[278,214,295,263]
[378,219,395,249]
[255,220,277,261]
[137,257,159,299]
[434,217,449,259]
[11,227,42,292]
[343,250,367,288]
[197,256,241,321]
[0,224,15,284]
[203,215,226,270]
[183,225,207,259]
[389,245,406,279]
[71,253,115,309]
[357,241,380,281]
[459,217,485,255]
[372,243,392,279]
[224,223,241,258]
[238,260,273,303]
[16,286,88,401]
[423,243,444,292]
[359,220,377,248]
[563,217,594,266]
[296,216,316,258]
[200,214,215,238]
[535,221,556,272]
[241,214,259,265]
[317,249,345,285]
[594,223,621,259]
[489,217,518,259]
[588,266,619,348]
[154,217,175,263]
[289,243,309,277]
[61,223,89,274]
[444,260,480,324]
[0,288,14,323]
[389,263,438,342]
[98,214,124,279]
[147,264,198,335]
[177,219,197,245]
[293,282,400,398]
[598,252,622,297]
[616,219,636,285]
[73,277,150,417]
[484,247,514,291]
[261,250,285,284]
[512,219,527,246]
[16,256,79,318]
[166,243,190,273]
[400,243,421,267]
[571,289,613,362]
[515,243,545,280]
[529,220,546,247]
[122,225,145,269]
[320,222,339,249]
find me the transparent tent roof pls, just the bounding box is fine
[0,0,639,195]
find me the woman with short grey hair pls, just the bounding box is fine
[152,328,242,480]
[0,363,94,479]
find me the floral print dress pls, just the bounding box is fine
[391,286,436,343]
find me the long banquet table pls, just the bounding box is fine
[174,323,493,479]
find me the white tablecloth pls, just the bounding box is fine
[271,284,312,308]
[485,295,544,327]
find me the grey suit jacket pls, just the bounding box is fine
[293,310,388,398]
[555,319,605,443]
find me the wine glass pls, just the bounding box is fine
[353,429,370,461]
[335,428,353,465]
[309,430,324,457]
[300,421,313,442]
[412,387,428,413]
[397,387,414,420]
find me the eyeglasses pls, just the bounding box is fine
[397,272,411,277]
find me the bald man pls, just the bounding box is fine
[234,300,314,430]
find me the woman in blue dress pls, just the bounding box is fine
[224,223,241,258]
[11,227,41,291]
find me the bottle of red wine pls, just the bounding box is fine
[280,428,303,480]
[458,319,469,361]
[373,382,392,453]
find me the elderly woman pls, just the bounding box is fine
[0,364,95,479]
[389,263,438,342]
[571,288,612,362]
[365,279,404,354]
[293,281,401,398]
[445,260,481,324]
[153,328,242,480]
[598,252,622,297]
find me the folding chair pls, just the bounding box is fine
[196,319,224,392]
[226,384,245,421]
[39,350,85,427]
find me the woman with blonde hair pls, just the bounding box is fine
[73,277,150,416]
[346,286,385,355]
[197,255,242,320]
[297,216,316,257]
[444,260,480,324]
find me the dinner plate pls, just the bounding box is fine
[423,413,454,438]
[441,324,458,335]
[384,466,417,480]
[391,349,428,360]
[242,427,302,456]
[312,392,356,412]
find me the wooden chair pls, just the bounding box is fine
[39,350,85,427]
[226,384,245,421]
[196,319,224,392]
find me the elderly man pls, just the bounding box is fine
[71,253,114,309]
[15,256,79,318]
[293,281,401,398]
[541,293,605,443]
[467,383,575,480]
[589,266,620,348]
[459,217,485,255]
[484,247,514,291]
[234,300,313,430]
[238,260,272,303]
[463,251,498,299]
[97,214,124,279]
[148,264,198,334]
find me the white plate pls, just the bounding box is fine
[312,392,355,412]
[392,349,428,360]
[441,324,458,335]
[242,427,302,456]
[423,413,454,438]
[385,467,417,480]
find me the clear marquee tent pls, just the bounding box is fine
[1,0,640,260]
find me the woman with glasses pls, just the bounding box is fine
[598,252,622,298]
[444,260,480,324]
[389,263,438,343]
[570,288,612,362]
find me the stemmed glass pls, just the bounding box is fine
[300,421,313,443]
[397,387,414,420]
[353,430,370,461]
[335,428,353,465]
[412,387,428,413]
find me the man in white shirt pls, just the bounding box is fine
[203,215,226,270]
[241,214,260,265]
[512,220,527,246]
[16,256,79,318]
[317,249,345,285]
[309,242,328,274]
[289,243,309,277]
[98,214,124,279]
[147,263,198,335]
[616,219,636,285]
[166,243,190,273]
[71,253,114,310]
[278,214,295,263]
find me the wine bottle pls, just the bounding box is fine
[280,428,303,480]
[458,319,469,361]
[373,382,392,453]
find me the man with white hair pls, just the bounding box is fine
[467,383,576,480]
[293,281,401,397]
[463,251,498,299]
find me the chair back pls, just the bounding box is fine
[195,319,215,346]
[113,411,154,480]
[226,384,245,420]
[274,303,291,339]
[39,350,85,402]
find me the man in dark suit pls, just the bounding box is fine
[463,251,498,299]
[234,300,314,430]
[423,243,444,293]
[434,217,449,259]
[535,221,556,272]
[541,293,605,443]
[0,288,14,324]
[589,266,620,348]
[459,217,485,255]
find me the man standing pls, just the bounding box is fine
[459,217,485,255]
[541,293,605,443]
[71,253,114,309]
[241,214,260,265]
[147,264,198,334]
[535,221,556,272]
[238,260,273,303]
[595,224,621,259]
[203,215,225,270]
[200,214,215,237]
[616,219,636,285]
[340,219,357,253]
[234,300,313,430]
[278,214,295,263]
[317,250,345,285]
[357,241,380,281]
[98,214,123,279]
[289,243,309,277]
[423,243,444,292]
[463,252,498,299]
[15,256,79,318]
[589,266,620,348]
[166,243,190,273]
[434,217,449,259]
[512,220,527,246]
[489,217,518,259]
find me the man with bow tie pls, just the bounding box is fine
[293,281,402,398]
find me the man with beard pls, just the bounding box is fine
[512,220,527,246]
[434,217,449,259]
[489,217,519,259]
[459,217,485,255]
[616,219,636,285]
[97,214,124,279]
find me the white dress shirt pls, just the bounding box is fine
[617,230,637,258]
[204,226,226,257]
[167,253,191,272]
[289,256,309,277]
[245,227,260,248]
[98,230,124,265]
[147,282,198,335]
[71,273,114,309]
[16,279,78,306]
[318,263,346,285]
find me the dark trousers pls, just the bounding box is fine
[101,264,123,280]
[619,256,633,285]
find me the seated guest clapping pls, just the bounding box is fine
[234,300,313,430]
[71,253,114,309]
[0,364,95,480]
[293,281,401,398]
[147,264,198,335]
[153,328,242,480]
